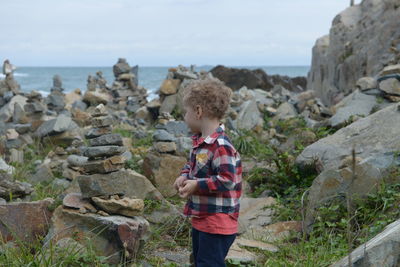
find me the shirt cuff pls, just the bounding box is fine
[197,178,209,191]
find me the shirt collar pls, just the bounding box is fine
[192,123,225,147]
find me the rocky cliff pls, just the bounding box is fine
[307,0,400,106]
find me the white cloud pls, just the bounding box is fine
[0,0,351,66]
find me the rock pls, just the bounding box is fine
[296,103,400,173]
[0,157,15,175]
[65,89,82,110]
[379,77,400,96]
[82,145,126,159]
[51,178,71,191]
[143,152,188,197]
[356,77,378,91]
[14,123,31,134]
[0,198,54,243]
[81,155,126,174]
[113,58,131,77]
[35,114,79,138]
[91,196,144,217]
[91,115,113,128]
[83,90,111,105]
[235,100,263,130]
[226,242,258,264]
[134,106,152,121]
[261,221,303,242]
[237,197,276,236]
[175,137,192,155]
[380,64,400,76]
[9,148,24,163]
[28,163,54,185]
[62,192,96,212]
[274,102,298,121]
[88,134,123,147]
[234,238,278,252]
[162,121,190,137]
[85,126,112,139]
[46,92,66,112]
[0,95,27,122]
[332,218,400,267]
[13,102,28,124]
[6,128,19,140]
[160,79,181,95]
[329,90,380,128]
[304,161,383,232]
[211,65,274,90]
[0,172,33,200]
[307,1,400,106]
[67,155,88,167]
[153,142,177,153]
[44,206,149,265]
[153,129,176,142]
[159,94,178,114]
[51,74,63,91]
[77,169,163,200]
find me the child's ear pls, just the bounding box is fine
[195,105,202,119]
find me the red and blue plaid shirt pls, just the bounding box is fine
[180,124,242,220]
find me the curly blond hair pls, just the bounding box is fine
[182,77,232,120]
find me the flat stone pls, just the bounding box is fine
[154,141,177,153]
[85,126,112,139]
[159,79,181,95]
[88,134,123,147]
[91,116,113,128]
[82,146,125,159]
[82,155,126,174]
[226,242,258,264]
[14,123,31,134]
[235,238,279,252]
[77,169,163,200]
[153,129,176,142]
[91,197,144,217]
[0,198,54,243]
[356,77,378,90]
[34,114,78,138]
[380,64,400,76]
[67,154,88,167]
[63,192,96,212]
[379,77,400,96]
[261,221,303,242]
[0,172,33,200]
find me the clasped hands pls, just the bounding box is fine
[173,176,199,198]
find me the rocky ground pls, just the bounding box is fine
[0,1,400,265]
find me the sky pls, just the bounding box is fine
[0,0,354,67]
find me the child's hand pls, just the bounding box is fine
[178,179,199,198]
[173,176,187,191]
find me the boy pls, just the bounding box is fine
[173,77,242,267]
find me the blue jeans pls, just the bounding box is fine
[191,227,236,267]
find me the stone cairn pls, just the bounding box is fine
[81,104,126,174]
[0,59,20,99]
[111,58,147,113]
[45,75,66,114]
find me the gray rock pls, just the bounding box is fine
[0,172,33,200]
[332,218,400,267]
[14,124,31,134]
[91,116,113,128]
[296,103,400,172]
[77,168,163,200]
[88,134,123,147]
[0,95,27,122]
[0,157,15,175]
[24,101,45,114]
[28,163,54,185]
[307,0,400,106]
[35,114,78,138]
[153,129,176,142]
[71,100,87,111]
[329,90,379,128]
[67,155,88,167]
[113,58,131,78]
[356,77,378,91]
[159,94,177,114]
[160,121,190,137]
[236,100,262,130]
[82,146,126,159]
[175,137,192,155]
[379,77,400,96]
[44,206,149,265]
[85,126,112,139]
[51,178,71,191]
[274,102,298,121]
[46,92,65,112]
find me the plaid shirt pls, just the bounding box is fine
[180,124,242,220]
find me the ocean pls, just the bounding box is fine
[0,66,309,100]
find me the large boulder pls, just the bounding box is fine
[332,218,400,267]
[34,114,79,138]
[234,100,263,131]
[143,152,187,197]
[328,90,383,128]
[296,103,400,172]
[307,0,400,106]
[45,206,149,265]
[0,95,27,122]
[0,198,54,243]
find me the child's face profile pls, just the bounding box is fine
[183,104,202,134]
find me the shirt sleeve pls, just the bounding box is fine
[196,144,240,192]
[180,161,191,178]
